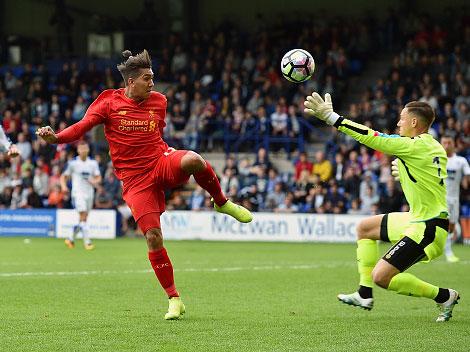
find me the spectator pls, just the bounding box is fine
[0,186,12,208]
[275,192,298,213]
[293,170,315,205]
[252,147,272,172]
[220,168,239,194]
[24,185,43,208]
[189,185,205,210]
[324,181,347,214]
[379,179,403,213]
[32,168,49,198]
[313,151,333,182]
[0,169,11,193]
[16,133,32,160]
[265,182,286,211]
[294,152,313,181]
[332,153,345,184]
[359,171,378,200]
[167,194,189,211]
[94,185,113,209]
[347,198,362,215]
[48,184,65,208]
[270,104,288,136]
[240,184,264,212]
[360,185,379,214]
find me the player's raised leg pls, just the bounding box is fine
[138,212,185,320]
[337,214,382,310]
[180,151,253,223]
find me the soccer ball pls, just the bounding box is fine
[280,49,315,83]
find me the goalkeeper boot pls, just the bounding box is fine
[337,291,373,310]
[84,243,95,251]
[64,239,75,249]
[214,199,253,223]
[164,296,185,320]
[436,289,460,322]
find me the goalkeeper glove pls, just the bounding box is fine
[391,159,400,181]
[303,92,340,126]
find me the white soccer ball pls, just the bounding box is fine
[281,49,315,83]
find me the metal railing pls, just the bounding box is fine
[192,117,328,158]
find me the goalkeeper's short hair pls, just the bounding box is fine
[405,101,435,128]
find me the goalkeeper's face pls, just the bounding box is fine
[397,108,417,137]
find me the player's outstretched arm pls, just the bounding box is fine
[37,91,110,145]
[304,92,414,157]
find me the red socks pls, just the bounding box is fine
[148,248,179,297]
[193,161,227,206]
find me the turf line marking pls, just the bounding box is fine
[1,260,469,278]
[0,263,353,278]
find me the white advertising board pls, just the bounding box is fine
[161,211,366,242]
[56,209,117,239]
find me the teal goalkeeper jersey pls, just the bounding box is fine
[334,118,448,222]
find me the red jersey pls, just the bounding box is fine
[57,88,169,179]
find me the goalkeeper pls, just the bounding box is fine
[304,93,459,322]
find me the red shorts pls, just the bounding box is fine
[122,149,190,232]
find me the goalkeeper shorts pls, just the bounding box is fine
[379,212,449,271]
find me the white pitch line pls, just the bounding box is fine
[0,263,353,278]
[0,260,468,278]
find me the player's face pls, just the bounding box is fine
[441,137,455,154]
[77,144,90,158]
[397,108,416,137]
[129,68,154,100]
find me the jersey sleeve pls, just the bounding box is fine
[92,161,101,177]
[0,126,12,152]
[463,158,470,176]
[57,90,111,144]
[333,117,414,157]
[63,161,73,176]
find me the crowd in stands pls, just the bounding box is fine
[0,11,468,229]
[166,11,470,216]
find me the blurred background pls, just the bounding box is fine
[0,0,468,239]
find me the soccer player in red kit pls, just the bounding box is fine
[36,50,253,320]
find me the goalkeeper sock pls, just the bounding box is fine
[193,161,227,206]
[356,239,378,295]
[148,248,179,297]
[387,273,439,299]
[434,288,450,303]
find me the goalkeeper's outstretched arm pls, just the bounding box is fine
[304,92,414,157]
[332,117,414,156]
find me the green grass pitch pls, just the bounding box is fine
[0,237,469,352]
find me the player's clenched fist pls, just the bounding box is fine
[36,126,59,144]
[7,144,20,158]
